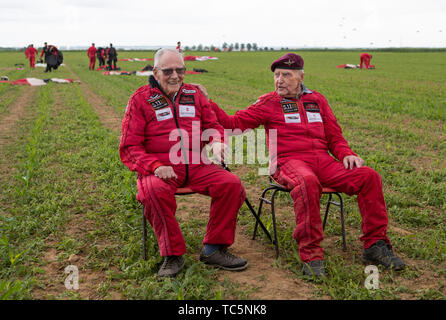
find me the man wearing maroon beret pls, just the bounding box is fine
[204,53,405,278]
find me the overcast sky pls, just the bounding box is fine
[1,0,445,48]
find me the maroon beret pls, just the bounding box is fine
[270,53,304,72]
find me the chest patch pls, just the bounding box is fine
[281,100,300,123]
[155,108,173,121]
[179,105,196,117]
[304,102,322,123]
[149,96,169,110]
[179,94,195,105]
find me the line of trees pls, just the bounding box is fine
[184,43,290,52]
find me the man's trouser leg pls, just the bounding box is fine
[316,155,390,249]
[272,159,324,263]
[360,57,365,69]
[187,163,246,247]
[89,57,95,70]
[137,174,186,257]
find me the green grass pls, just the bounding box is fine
[0,50,445,300]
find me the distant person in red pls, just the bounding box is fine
[87,43,97,70]
[25,44,38,68]
[176,41,182,53]
[360,52,372,69]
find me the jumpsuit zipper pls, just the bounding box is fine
[166,86,189,186]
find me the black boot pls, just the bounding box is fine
[362,240,405,270]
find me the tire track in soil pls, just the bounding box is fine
[36,86,122,300]
[0,87,37,214]
[65,64,318,300]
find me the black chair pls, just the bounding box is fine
[253,177,346,258]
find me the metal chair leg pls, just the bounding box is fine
[335,193,347,252]
[253,186,276,242]
[323,193,332,230]
[142,205,147,260]
[270,189,280,259]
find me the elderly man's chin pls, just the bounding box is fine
[166,83,182,95]
[276,88,290,98]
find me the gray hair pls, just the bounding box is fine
[154,48,184,68]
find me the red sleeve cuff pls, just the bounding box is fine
[150,161,164,173]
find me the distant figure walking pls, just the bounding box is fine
[87,43,97,70]
[360,52,372,69]
[176,41,182,53]
[25,44,38,69]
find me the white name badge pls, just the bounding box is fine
[284,113,301,123]
[155,107,173,121]
[179,105,196,117]
[307,112,323,123]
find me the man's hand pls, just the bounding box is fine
[154,166,178,180]
[190,83,209,101]
[343,155,364,170]
[210,141,229,164]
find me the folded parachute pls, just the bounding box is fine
[183,56,218,61]
[8,78,80,86]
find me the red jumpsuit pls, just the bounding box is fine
[210,87,390,263]
[87,46,97,70]
[360,53,372,69]
[25,46,38,68]
[119,83,246,257]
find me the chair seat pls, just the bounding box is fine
[175,187,194,195]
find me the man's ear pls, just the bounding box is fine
[153,68,159,81]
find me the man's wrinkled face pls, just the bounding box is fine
[153,51,185,97]
[274,68,304,98]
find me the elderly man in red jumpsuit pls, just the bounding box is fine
[87,43,97,70]
[25,44,38,69]
[360,52,372,69]
[119,48,248,278]
[206,53,405,278]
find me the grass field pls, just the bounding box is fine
[0,50,445,300]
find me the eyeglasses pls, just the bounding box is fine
[159,68,186,76]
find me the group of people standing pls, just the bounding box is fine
[24,42,63,72]
[87,43,118,71]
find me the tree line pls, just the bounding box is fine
[183,43,291,52]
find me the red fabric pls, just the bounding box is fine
[185,71,201,74]
[138,163,245,256]
[184,56,197,61]
[120,83,242,257]
[210,90,356,164]
[211,89,390,262]
[120,83,225,176]
[360,53,372,69]
[10,79,30,86]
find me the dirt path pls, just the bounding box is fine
[31,89,120,299]
[0,87,36,213]
[65,64,318,299]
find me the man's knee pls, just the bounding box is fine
[136,176,174,205]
